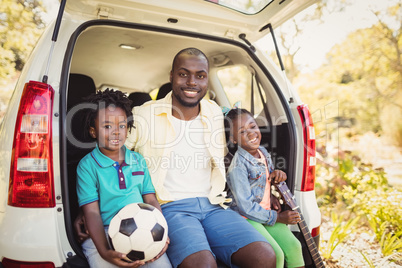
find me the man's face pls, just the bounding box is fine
[170,53,208,108]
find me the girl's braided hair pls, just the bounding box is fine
[84,88,134,140]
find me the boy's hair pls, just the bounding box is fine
[84,88,134,140]
[223,108,253,143]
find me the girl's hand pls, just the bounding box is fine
[269,170,287,184]
[276,210,301,225]
[146,236,170,263]
[270,193,282,212]
[101,249,145,267]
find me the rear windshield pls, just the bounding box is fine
[205,0,274,15]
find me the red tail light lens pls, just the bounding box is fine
[2,258,55,268]
[297,104,316,192]
[311,226,320,238]
[8,81,55,208]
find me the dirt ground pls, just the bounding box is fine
[320,216,402,267]
[319,133,402,267]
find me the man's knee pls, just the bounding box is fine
[232,241,276,268]
[179,250,217,268]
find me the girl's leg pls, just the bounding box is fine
[247,219,284,268]
[265,223,304,268]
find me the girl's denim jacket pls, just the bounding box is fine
[226,146,277,226]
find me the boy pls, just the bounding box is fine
[76,89,171,268]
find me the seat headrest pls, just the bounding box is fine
[67,73,96,110]
[156,82,172,100]
[128,92,152,108]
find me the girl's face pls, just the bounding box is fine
[231,113,261,154]
[89,106,128,158]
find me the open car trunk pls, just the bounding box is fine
[60,20,297,266]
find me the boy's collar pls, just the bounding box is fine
[93,144,133,167]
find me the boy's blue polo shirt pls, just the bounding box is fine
[77,145,155,225]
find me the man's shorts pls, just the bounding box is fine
[161,197,268,268]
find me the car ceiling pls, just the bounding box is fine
[70,25,245,93]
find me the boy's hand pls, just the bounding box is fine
[276,210,301,225]
[269,170,287,184]
[146,236,170,263]
[101,249,145,267]
[74,209,90,243]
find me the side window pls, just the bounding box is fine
[217,65,264,115]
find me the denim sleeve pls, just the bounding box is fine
[227,164,277,226]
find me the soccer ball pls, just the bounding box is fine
[108,203,168,262]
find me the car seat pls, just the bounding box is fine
[66,73,97,227]
[156,82,172,100]
[128,92,152,109]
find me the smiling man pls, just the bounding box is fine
[76,48,276,268]
[128,47,277,268]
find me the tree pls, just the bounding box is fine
[297,2,402,145]
[0,0,46,82]
[0,0,46,118]
[265,0,351,82]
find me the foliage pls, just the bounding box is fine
[0,0,46,83]
[320,211,360,260]
[360,252,375,268]
[295,1,402,145]
[317,150,402,261]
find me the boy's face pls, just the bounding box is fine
[231,113,261,153]
[90,106,128,157]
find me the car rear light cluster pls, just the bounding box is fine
[297,104,316,192]
[2,258,55,268]
[8,81,55,208]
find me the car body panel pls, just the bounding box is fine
[64,0,318,41]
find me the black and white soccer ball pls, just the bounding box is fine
[108,203,168,262]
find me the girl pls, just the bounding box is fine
[224,108,304,268]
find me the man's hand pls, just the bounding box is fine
[74,209,90,243]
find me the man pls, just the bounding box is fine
[76,48,276,267]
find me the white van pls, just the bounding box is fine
[0,0,321,267]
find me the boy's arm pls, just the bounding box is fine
[82,201,145,267]
[74,208,89,242]
[142,193,162,212]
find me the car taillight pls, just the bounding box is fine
[311,226,320,237]
[297,104,316,192]
[8,81,55,208]
[2,258,55,268]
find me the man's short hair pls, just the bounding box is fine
[172,47,209,71]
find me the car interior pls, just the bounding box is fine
[64,22,293,258]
